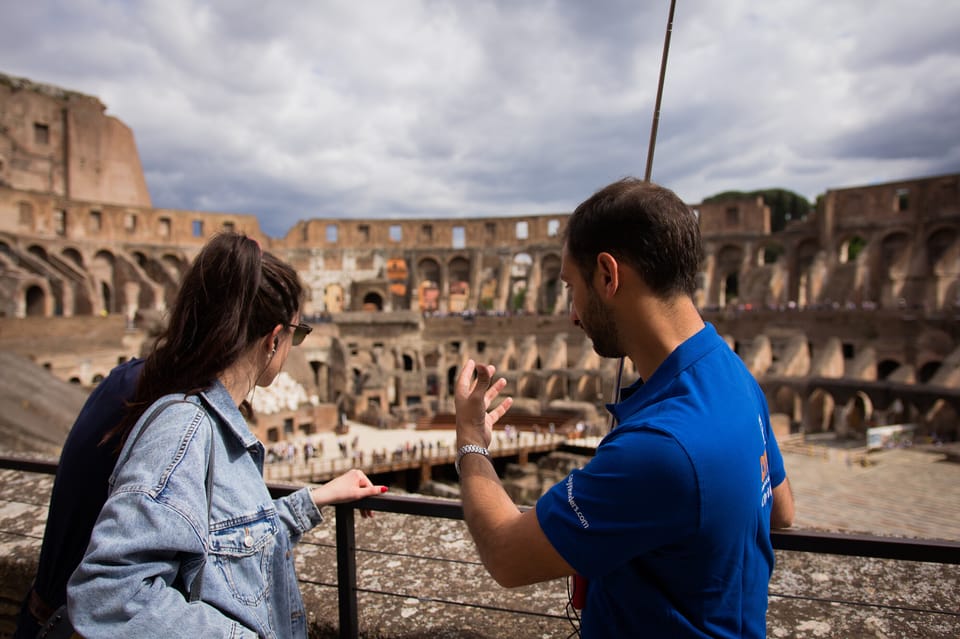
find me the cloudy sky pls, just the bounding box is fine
[3,1,959,237]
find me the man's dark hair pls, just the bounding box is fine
[107,232,304,445]
[562,178,702,298]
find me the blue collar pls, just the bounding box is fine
[607,322,724,424]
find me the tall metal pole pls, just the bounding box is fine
[644,0,677,183]
[611,0,678,429]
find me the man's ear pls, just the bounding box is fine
[595,252,620,298]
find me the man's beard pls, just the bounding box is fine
[581,287,624,359]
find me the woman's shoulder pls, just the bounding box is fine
[113,395,212,483]
[135,394,208,437]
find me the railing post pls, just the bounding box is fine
[335,504,359,639]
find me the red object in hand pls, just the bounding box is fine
[572,574,588,610]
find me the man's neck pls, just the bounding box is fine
[625,296,705,381]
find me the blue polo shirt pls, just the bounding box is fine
[536,324,785,638]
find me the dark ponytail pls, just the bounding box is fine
[106,232,303,447]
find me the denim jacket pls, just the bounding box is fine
[67,381,324,638]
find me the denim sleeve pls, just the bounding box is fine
[275,487,324,544]
[67,490,256,638]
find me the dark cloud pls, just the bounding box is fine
[825,85,960,161]
[2,1,958,235]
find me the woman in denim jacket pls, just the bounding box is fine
[67,232,386,638]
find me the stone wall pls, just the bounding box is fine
[3,464,958,639]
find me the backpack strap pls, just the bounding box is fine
[189,415,215,603]
[116,398,216,603]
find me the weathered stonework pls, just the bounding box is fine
[0,74,958,444]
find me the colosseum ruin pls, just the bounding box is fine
[1,71,958,447]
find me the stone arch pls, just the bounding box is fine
[309,359,332,402]
[925,226,957,274]
[716,244,743,307]
[878,231,912,306]
[325,283,345,313]
[757,242,785,266]
[838,234,867,264]
[794,237,819,306]
[91,250,116,314]
[25,284,46,317]
[925,226,958,309]
[842,391,873,436]
[100,281,112,315]
[62,247,84,267]
[539,253,562,314]
[25,244,66,314]
[946,279,960,310]
[162,253,188,278]
[518,373,541,399]
[545,373,567,401]
[115,252,155,314]
[805,388,835,433]
[574,373,603,402]
[925,400,958,442]
[446,365,457,396]
[448,256,470,312]
[28,244,48,261]
[401,353,416,371]
[877,359,901,380]
[478,263,500,311]
[417,258,441,312]
[362,291,383,311]
[884,397,910,424]
[510,253,533,311]
[917,360,941,384]
[771,385,801,425]
[135,252,179,310]
[61,247,94,316]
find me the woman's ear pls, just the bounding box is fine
[267,324,284,353]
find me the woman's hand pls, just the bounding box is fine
[311,469,387,519]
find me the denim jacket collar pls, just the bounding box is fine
[198,380,260,450]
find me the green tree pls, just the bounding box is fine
[703,188,813,232]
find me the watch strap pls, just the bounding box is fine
[455,444,491,476]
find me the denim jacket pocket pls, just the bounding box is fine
[209,513,279,606]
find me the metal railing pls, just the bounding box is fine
[4,455,960,638]
[261,433,565,484]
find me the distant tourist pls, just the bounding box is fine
[24,233,386,639]
[453,178,795,638]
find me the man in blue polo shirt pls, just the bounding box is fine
[454,178,794,638]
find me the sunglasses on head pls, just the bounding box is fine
[287,322,312,346]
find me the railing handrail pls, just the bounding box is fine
[4,453,959,563]
[3,453,959,639]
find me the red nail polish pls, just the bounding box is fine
[380,486,389,493]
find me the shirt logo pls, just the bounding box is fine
[758,413,772,506]
[566,474,590,529]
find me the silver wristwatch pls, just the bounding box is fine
[455,444,491,476]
